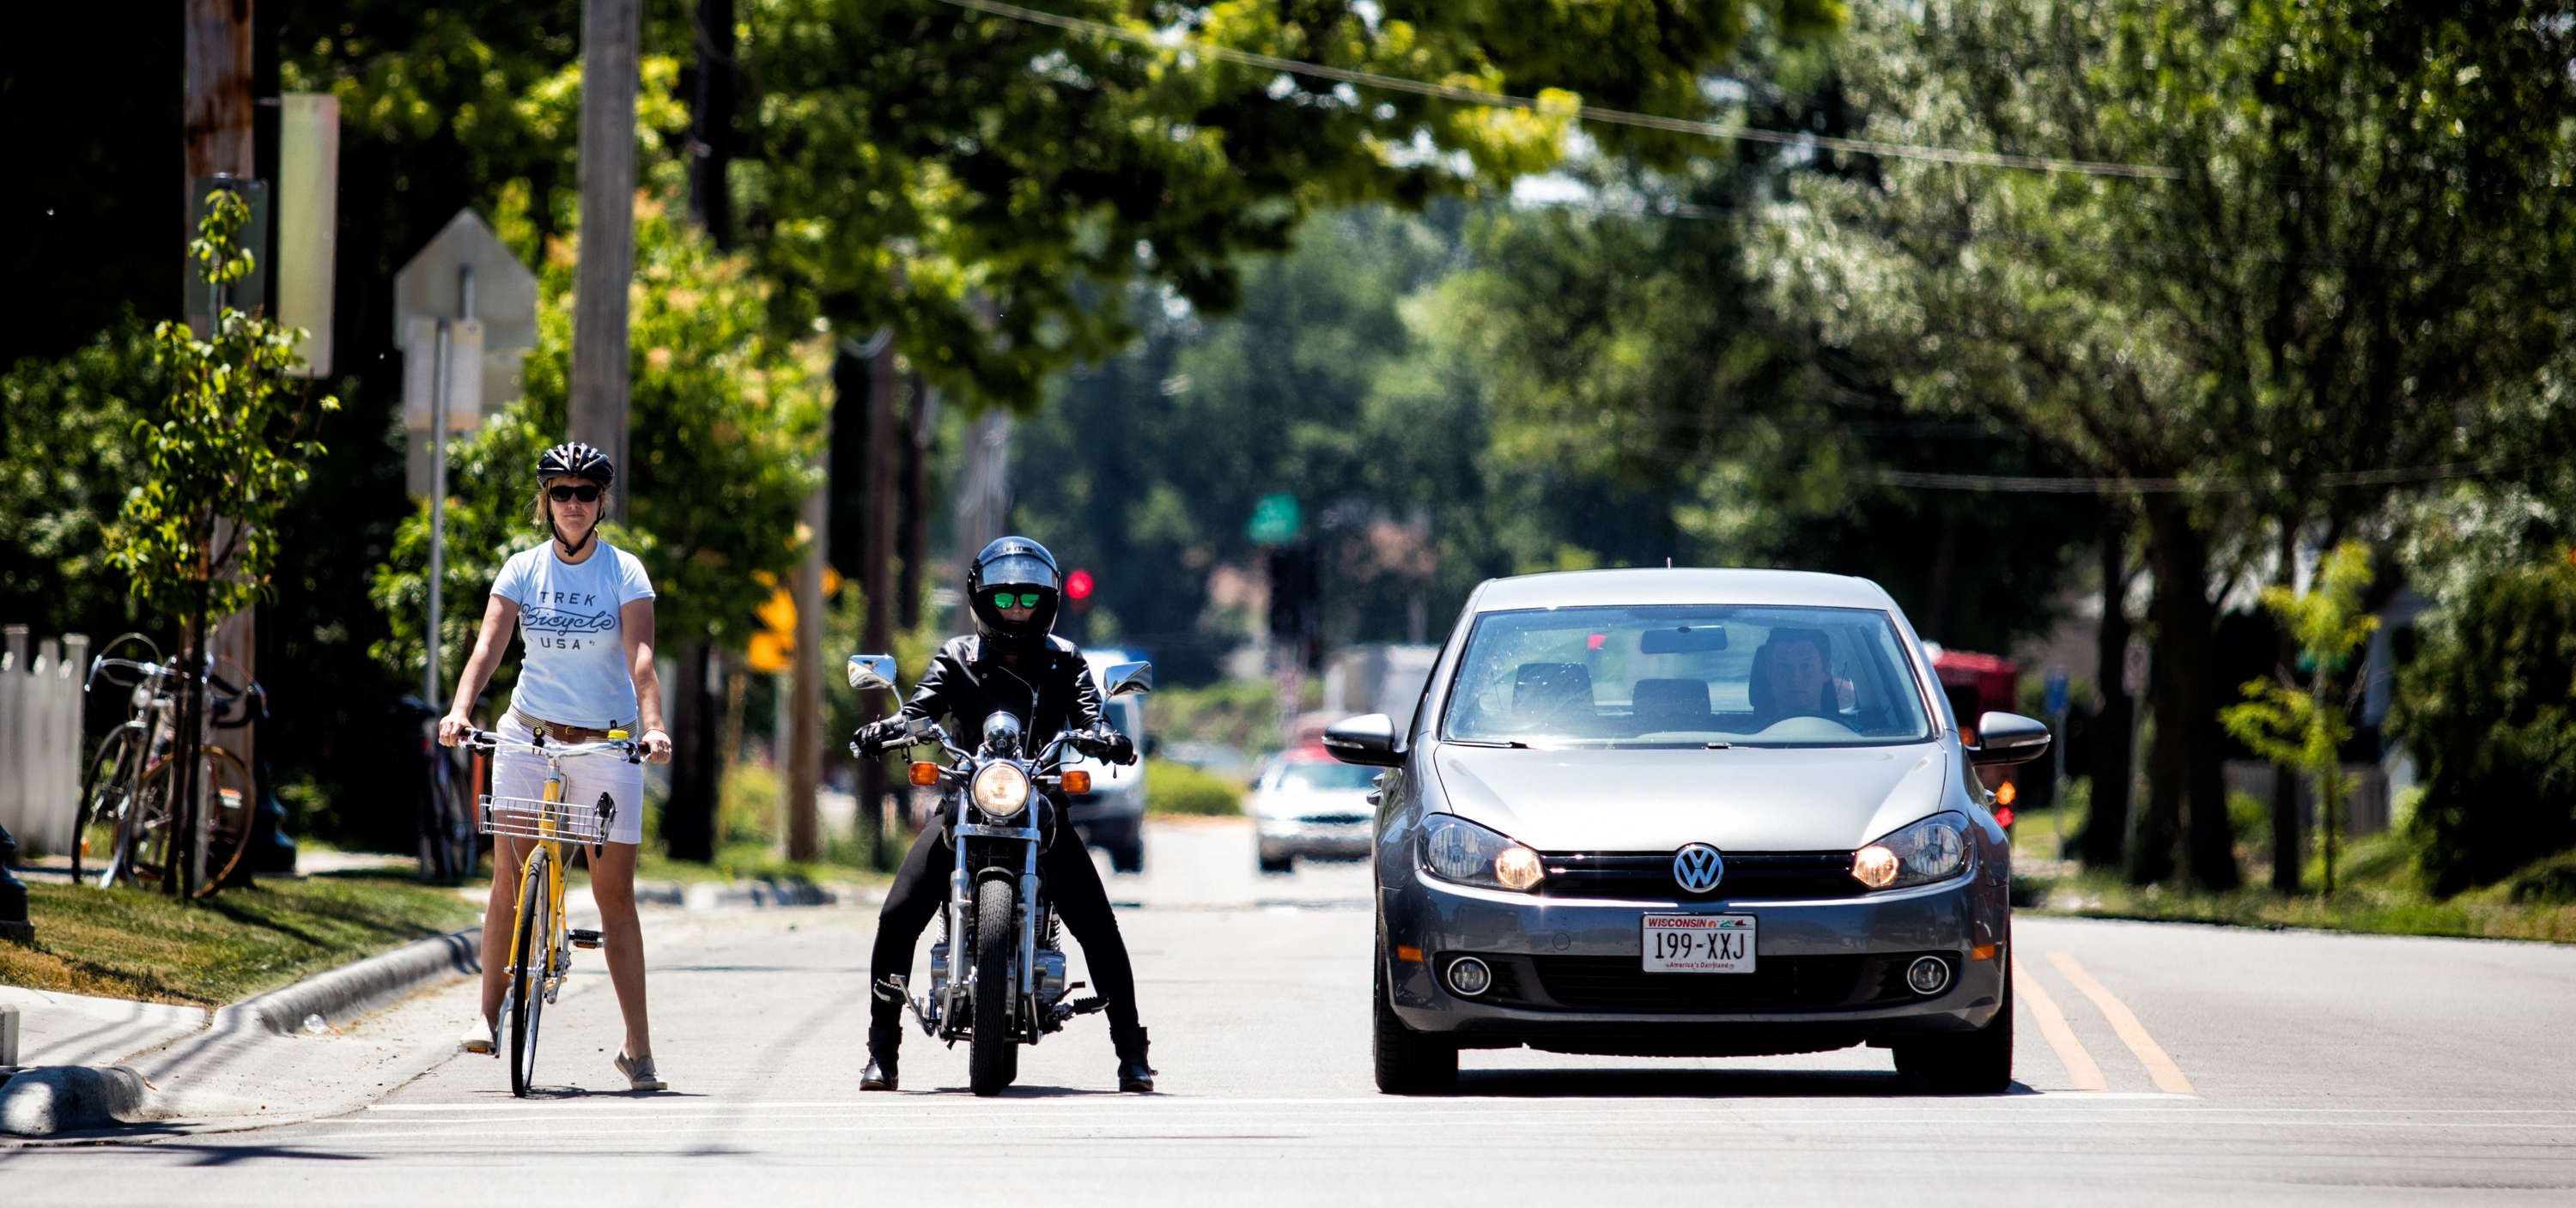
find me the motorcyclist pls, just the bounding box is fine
[850,536,1154,1093]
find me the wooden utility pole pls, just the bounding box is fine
[860,343,902,865]
[689,0,736,247]
[571,0,641,519]
[785,476,826,862]
[185,0,259,893]
[898,372,937,629]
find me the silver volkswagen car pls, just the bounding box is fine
[1323,568,2049,1095]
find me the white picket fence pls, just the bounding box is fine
[0,628,88,858]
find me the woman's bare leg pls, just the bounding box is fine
[590,840,651,1059]
[477,835,536,1026]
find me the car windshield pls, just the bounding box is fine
[1440,604,1935,748]
[1271,761,1381,792]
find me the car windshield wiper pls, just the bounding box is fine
[1445,738,1532,749]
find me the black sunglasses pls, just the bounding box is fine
[548,483,603,503]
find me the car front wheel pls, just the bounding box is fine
[1374,953,1458,1095]
[1893,977,2014,1094]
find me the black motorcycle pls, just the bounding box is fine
[848,653,1153,1096]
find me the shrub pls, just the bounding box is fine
[2390,562,2576,895]
[1146,757,1242,816]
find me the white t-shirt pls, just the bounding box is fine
[489,542,656,728]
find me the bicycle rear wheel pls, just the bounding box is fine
[507,849,550,1097]
[192,747,256,896]
[72,729,139,885]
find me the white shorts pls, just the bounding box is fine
[490,714,646,846]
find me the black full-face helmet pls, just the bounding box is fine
[967,537,1061,652]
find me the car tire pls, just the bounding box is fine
[1894,976,2014,1094]
[1373,955,1458,1096]
[1109,831,1145,874]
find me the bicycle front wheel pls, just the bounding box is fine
[507,849,550,1097]
[72,728,140,885]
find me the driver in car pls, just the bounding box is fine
[848,537,1154,1093]
[1748,628,1838,726]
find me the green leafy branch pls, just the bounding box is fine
[2221,541,2380,893]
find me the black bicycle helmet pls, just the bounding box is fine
[966,536,1061,653]
[537,440,616,486]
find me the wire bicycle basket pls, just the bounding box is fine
[477,793,611,845]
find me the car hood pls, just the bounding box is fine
[1428,742,1948,853]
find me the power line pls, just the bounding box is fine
[934,0,2181,180]
[1856,457,2554,494]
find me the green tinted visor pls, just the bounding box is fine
[990,592,1044,610]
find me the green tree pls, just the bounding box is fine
[1763,0,2576,889]
[0,318,162,638]
[2221,541,2377,893]
[103,189,337,896]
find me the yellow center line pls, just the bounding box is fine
[2047,950,2196,1095]
[2012,954,2107,1091]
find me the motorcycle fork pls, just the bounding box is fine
[1017,836,1042,1041]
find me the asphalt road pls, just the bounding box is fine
[7,818,2574,1205]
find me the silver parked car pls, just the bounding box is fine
[1322,568,2049,1095]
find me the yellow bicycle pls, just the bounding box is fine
[465,727,635,1097]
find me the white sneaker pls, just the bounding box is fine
[460,1018,496,1054]
[616,1050,666,1092]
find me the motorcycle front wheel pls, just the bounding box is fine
[969,877,1018,1096]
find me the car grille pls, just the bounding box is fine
[1299,812,1370,826]
[1513,951,1946,1014]
[1536,850,1864,901]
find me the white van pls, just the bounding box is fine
[1065,648,1150,871]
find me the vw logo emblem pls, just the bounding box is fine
[1672,843,1725,894]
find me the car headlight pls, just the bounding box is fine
[1852,811,1971,890]
[1419,814,1545,893]
[971,762,1030,819]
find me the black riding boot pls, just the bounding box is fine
[862,1023,902,1091]
[1113,1025,1154,1093]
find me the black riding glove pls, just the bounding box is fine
[853,719,911,753]
[1074,729,1138,766]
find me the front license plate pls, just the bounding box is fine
[1642,914,1756,973]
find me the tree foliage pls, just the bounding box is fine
[370,187,825,693]
[2392,559,2576,897]
[2221,540,2376,891]
[105,190,338,624]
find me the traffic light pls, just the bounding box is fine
[1066,568,1095,614]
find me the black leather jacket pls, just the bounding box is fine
[861,634,1134,764]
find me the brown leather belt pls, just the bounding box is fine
[512,708,623,744]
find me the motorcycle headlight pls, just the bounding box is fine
[971,762,1031,819]
[1419,814,1546,893]
[1852,811,1971,890]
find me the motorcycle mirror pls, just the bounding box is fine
[1102,660,1154,697]
[848,653,898,692]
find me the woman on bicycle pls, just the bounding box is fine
[440,440,674,1092]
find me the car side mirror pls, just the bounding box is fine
[1967,711,2051,766]
[1102,660,1154,697]
[1321,713,1404,768]
[848,653,897,693]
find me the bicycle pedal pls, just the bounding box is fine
[568,929,602,950]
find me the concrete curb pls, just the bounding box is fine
[0,1065,155,1136]
[233,926,483,1036]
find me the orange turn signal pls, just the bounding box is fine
[1395,945,1425,964]
[908,761,940,786]
[1062,769,1092,794]
[1996,780,2018,806]
[1970,944,1999,962]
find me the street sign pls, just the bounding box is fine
[1248,494,1302,544]
[395,209,538,497]
[276,94,339,377]
[2044,667,2069,715]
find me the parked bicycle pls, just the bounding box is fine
[459,725,635,1096]
[401,695,482,883]
[74,634,264,895]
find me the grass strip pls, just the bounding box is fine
[0,873,482,1006]
[2020,871,2576,944]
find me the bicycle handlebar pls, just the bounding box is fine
[455,727,643,765]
